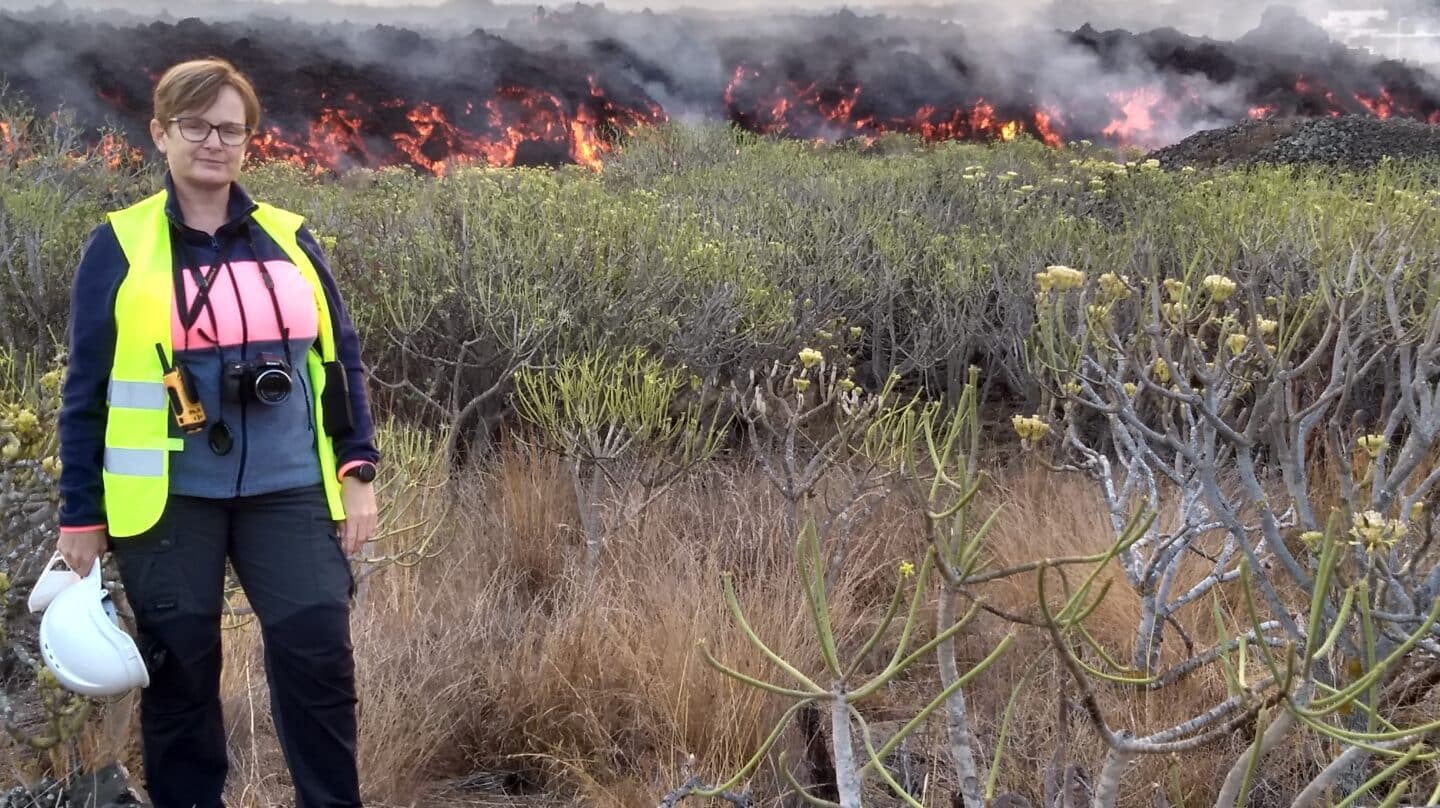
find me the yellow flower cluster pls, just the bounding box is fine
[0,404,43,460]
[1226,333,1249,354]
[1356,434,1389,455]
[0,359,64,477]
[1351,510,1406,554]
[1011,414,1051,443]
[1163,278,1186,302]
[1203,274,1236,302]
[1098,272,1131,302]
[1036,265,1085,293]
[798,347,823,369]
[1256,317,1279,337]
[1151,358,1171,384]
[12,409,38,434]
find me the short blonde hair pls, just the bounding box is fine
[153,58,261,129]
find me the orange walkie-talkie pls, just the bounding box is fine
[155,343,207,434]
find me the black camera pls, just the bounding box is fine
[224,354,293,405]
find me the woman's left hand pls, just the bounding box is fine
[337,477,378,557]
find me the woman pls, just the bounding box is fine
[55,58,379,808]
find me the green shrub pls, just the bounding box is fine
[4,93,1439,431]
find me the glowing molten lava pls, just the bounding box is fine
[96,132,143,169]
[246,78,663,174]
[723,64,1069,147]
[0,117,141,169]
[1102,88,1167,141]
[1355,88,1396,118]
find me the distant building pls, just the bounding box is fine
[1320,6,1440,65]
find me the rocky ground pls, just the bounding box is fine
[1149,115,1440,170]
[0,764,141,808]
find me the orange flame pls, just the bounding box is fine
[1102,87,1167,143]
[724,62,1192,148]
[1033,109,1063,147]
[1355,89,1395,118]
[724,65,759,112]
[251,93,374,173]
[249,78,660,173]
[95,132,142,169]
[389,102,470,173]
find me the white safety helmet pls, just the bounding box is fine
[38,559,149,697]
[27,551,81,614]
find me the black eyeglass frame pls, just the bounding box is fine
[167,116,254,146]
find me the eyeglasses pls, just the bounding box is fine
[169,117,252,147]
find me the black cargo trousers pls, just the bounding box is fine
[108,484,360,808]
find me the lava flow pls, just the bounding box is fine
[720,63,1440,152]
[247,80,663,174]
[1,8,1438,173]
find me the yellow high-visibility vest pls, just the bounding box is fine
[103,190,345,537]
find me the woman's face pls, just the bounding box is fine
[149,85,249,190]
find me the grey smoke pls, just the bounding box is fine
[0,0,1408,40]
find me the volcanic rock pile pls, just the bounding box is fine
[1149,116,1440,169]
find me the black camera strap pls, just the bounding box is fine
[241,227,295,368]
[244,225,316,440]
[171,225,238,454]
[172,227,238,339]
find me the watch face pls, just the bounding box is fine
[349,463,376,482]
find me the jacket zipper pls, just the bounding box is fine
[236,395,249,495]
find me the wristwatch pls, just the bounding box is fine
[341,461,377,483]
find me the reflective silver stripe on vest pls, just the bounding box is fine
[107,380,167,410]
[104,447,165,477]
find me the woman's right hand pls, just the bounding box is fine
[57,528,107,576]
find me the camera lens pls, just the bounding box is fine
[253,368,292,405]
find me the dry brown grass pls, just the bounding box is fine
[963,470,1260,806]
[203,446,1324,806]
[289,447,1291,807]
[5,446,1391,807]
